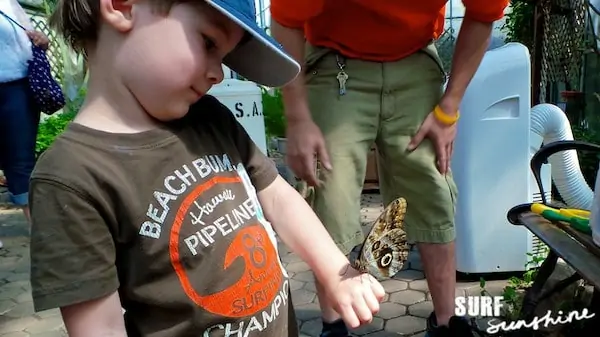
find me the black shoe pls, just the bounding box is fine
[319,319,350,337]
[425,312,474,337]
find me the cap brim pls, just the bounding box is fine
[205,0,301,88]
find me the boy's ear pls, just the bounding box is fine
[99,0,136,33]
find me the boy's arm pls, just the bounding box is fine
[29,179,125,335]
[257,176,384,328]
[61,292,127,337]
[258,176,349,281]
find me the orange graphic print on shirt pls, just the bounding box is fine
[169,175,284,318]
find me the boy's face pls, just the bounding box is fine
[104,0,245,121]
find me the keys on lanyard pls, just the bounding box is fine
[336,54,348,96]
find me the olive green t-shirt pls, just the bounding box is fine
[29,95,298,337]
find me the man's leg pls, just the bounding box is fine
[305,45,381,336]
[376,47,470,336]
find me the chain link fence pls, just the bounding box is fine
[435,15,509,73]
[538,0,587,104]
[531,0,600,130]
[435,18,460,72]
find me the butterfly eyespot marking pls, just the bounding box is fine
[380,253,393,267]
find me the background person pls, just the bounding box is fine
[0,0,49,248]
[270,1,509,336]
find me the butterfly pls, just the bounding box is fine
[293,168,408,279]
[352,197,409,280]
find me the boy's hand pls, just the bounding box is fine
[323,264,386,328]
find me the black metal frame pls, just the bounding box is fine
[506,140,600,337]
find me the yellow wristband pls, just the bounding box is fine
[433,105,460,126]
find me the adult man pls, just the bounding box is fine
[270,1,509,336]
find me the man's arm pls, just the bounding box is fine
[438,18,493,114]
[438,1,509,114]
[270,17,334,178]
[270,20,311,122]
[61,292,127,337]
[269,0,323,121]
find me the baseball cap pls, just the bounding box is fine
[205,0,301,87]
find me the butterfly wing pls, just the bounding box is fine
[363,229,409,278]
[356,197,409,279]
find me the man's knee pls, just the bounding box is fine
[382,164,458,245]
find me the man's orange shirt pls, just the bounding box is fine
[270,0,509,62]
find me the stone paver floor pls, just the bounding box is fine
[0,193,510,336]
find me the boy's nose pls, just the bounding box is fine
[207,63,225,85]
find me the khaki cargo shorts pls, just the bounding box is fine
[303,42,459,254]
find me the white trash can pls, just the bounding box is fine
[208,79,268,155]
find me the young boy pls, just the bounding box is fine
[28,0,385,336]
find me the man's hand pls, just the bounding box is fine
[270,20,332,186]
[408,16,495,175]
[26,30,49,50]
[285,118,332,186]
[407,100,458,175]
[320,264,385,328]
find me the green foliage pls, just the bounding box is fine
[35,111,76,157]
[480,248,549,321]
[34,86,85,157]
[41,0,57,14]
[262,88,286,139]
[501,0,536,50]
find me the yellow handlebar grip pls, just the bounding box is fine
[560,209,590,219]
[531,203,553,214]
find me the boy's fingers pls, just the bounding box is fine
[351,296,373,325]
[369,276,386,300]
[338,303,360,329]
[362,287,380,315]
